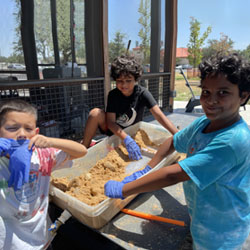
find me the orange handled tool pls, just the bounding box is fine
[121,208,185,227]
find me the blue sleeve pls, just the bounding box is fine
[173,116,204,153]
[179,140,237,190]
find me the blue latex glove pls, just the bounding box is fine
[123,135,142,161]
[104,180,125,199]
[0,138,14,156]
[7,140,33,191]
[122,165,152,184]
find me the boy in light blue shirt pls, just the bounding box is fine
[105,53,250,249]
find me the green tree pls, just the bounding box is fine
[202,33,234,60]
[109,31,126,62]
[7,53,24,64]
[57,0,71,64]
[34,0,53,63]
[138,0,150,64]
[12,0,24,63]
[74,0,86,64]
[12,0,52,64]
[11,0,75,65]
[0,56,8,63]
[239,44,250,61]
[187,17,212,68]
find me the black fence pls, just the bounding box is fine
[0,73,171,141]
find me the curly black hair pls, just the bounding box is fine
[110,55,142,81]
[199,53,250,92]
[199,53,250,105]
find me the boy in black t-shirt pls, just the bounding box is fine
[81,55,178,160]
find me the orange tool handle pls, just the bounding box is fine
[121,208,185,227]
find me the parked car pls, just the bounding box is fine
[7,63,26,70]
[182,64,192,69]
[79,65,87,76]
[176,64,192,70]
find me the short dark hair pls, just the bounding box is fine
[110,55,142,81]
[0,99,37,127]
[199,53,250,105]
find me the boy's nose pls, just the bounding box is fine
[207,94,218,104]
[17,129,27,140]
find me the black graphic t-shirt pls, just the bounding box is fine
[106,85,157,129]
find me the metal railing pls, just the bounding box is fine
[0,72,171,141]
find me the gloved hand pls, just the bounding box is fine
[122,165,152,184]
[7,140,33,191]
[0,138,15,156]
[104,180,125,199]
[123,135,142,161]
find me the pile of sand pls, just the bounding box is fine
[51,129,157,206]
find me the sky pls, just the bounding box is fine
[0,0,16,57]
[1,0,250,57]
[176,0,250,50]
[109,0,250,50]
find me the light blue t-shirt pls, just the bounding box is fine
[174,115,250,250]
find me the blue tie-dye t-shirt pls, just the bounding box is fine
[174,115,250,250]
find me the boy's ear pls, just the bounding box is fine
[35,127,39,134]
[240,92,250,106]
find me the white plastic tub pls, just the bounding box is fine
[49,121,179,229]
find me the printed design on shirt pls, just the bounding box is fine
[116,107,137,127]
[188,132,212,156]
[188,138,199,155]
[15,210,28,220]
[14,148,57,203]
[14,168,41,203]
[189,140,205,155]
[37,147,57,176]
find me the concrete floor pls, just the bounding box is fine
[171,101,250,128]
[153,101,250,129]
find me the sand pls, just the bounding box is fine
[51,129,158,206]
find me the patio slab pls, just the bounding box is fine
[146,101,250,129]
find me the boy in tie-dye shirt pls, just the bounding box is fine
[0,99,87,250]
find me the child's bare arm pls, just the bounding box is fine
[123,163,190,198]
[106,112,128,140]
[150,105,179,135]
[147,135,175,168]
[29,135,87,159]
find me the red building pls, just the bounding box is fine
[176,47,189,58]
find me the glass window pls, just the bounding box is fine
[0,1,26,80]
[34,0,53,65]
[74,0,86,76]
